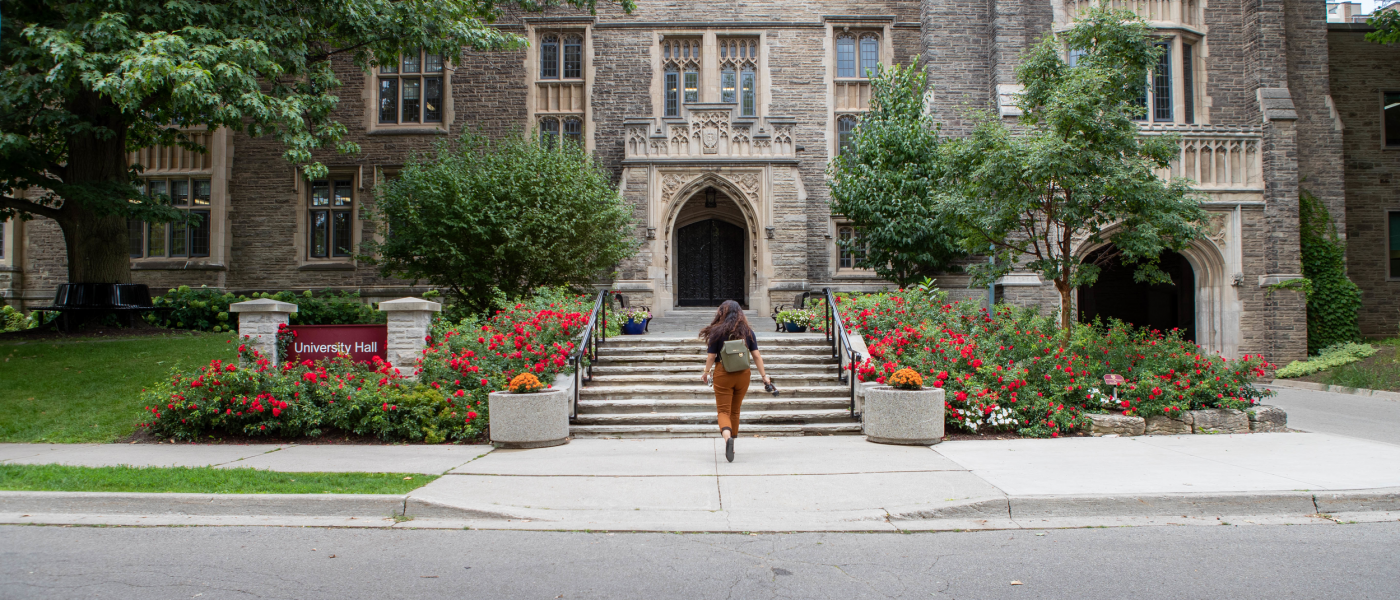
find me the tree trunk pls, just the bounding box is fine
[59,91,132,284]
[1055,278,1074,341]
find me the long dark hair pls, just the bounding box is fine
[699,300,753,344]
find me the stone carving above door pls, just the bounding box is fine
[624,105,795,160]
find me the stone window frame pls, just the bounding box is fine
[830,221,874,276]
[1132,32,1207,126]
[1388,210,1400,281]
[826,19,892,163]
[527,21,594,152]
[661,36,704,118]
[538,115,585,148]
[126,127,232,271]
[0,216,14,270]
[834,30,882,80]
[836,115,859,156]
[129,176,214,260]
[364,50,455,135]
[718,37,760,118]
[293,168,363,271]
[1384,91,1400,149]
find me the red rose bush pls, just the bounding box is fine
[812,288,1273,438]
[142,288,606,442]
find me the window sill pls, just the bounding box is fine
[298,262,358,272]
[367,127,449,136]
[131,260,226,271]
[833,269,879,279]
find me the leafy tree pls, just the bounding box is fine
[1367,7,1400,45]
[827,60,965,287]
[1299,190,1362,354]
[0,0,634,284]
[365,132,636,315]
[937,8,1207,335]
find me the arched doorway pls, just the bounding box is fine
[1078,247,1196,341]
[674,187,747,307]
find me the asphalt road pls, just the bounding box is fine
[1268,387,1400,446]
[3,522,1398,599]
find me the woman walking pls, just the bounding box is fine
[700,300,772,462]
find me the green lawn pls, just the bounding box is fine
[0,332,236,442]
[0,463,434,494]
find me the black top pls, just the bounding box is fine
[707,331,758,355]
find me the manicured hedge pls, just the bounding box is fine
[146,286,384,333]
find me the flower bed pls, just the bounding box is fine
[141,289,609,443]
[811,288,1274,438]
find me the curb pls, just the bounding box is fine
[0,491,406,517]
[1266,379,1400,401]
[4,488,1396,529]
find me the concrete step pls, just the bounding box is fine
[662,309,760,318]
[591,354,838,367]
[573,409,856,426]
[580,384,851,400]
[590,363,840,377]
[597,344,834,356]
[602,334,828,346]
[589,373,840,387]
[577,397,851,414]
[570,422,862,438]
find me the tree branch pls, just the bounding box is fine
[0,195,65,221]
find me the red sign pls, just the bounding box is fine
[1103,374,1126,386]
[286,324,388,364]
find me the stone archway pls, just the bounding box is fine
[1076,234,1237,357]
[672,187,748,307]
[1079,247,1197,340]
[660,172,763,309]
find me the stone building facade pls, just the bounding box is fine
[4,0,1397,362]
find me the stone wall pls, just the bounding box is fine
[1329,26,1400,338]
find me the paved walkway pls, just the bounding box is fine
[1264,385,1400,446]
[4,427,1399,531]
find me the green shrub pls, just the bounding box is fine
[1274,342,1378,379]
[147,286,385,332]
[1,305,28,333]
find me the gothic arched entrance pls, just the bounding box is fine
[1078,247,1197,341]
[674,187,747,307]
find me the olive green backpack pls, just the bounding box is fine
[720,338,752,372]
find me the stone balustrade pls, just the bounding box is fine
[1141,124,1265,191]
[1069,0,1201,28]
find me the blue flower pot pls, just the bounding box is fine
[784,323,807,333]
[622,318,649,335]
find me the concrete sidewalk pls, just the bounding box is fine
[3,432,1399,531]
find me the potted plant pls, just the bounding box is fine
[620,307,651,335]
[487,372,570,448]
[776,308,816,333]
[863,367,944,445]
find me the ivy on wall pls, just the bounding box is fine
[1299,189,1362,355]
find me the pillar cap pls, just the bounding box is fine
[229,298,298,313]
[379,297,443,312]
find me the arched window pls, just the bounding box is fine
[859,35,879,77]
[837,115,858,155]
[540,34,559,79]
[540,117,559,148]
[563,35,583,79]
[563,117,583,146]
[836,34,856,78]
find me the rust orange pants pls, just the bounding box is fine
[712,366,751,436]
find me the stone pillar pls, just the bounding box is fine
[229,299,297,364]
[379,297,442,379]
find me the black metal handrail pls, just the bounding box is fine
[569,290,611,421]
[823,287,863,418]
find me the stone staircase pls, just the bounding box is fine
[571,331,861,438]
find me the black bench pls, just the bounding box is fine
[31,283,171,331]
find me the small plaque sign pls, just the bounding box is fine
[286,324,388,364]
[1103,374,1126,386]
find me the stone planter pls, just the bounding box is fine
[862,386,944,445]
[1086,414,1145,437]
[1188,409,1250,434]
[488,388,570,449]
[1247,405,1288,432]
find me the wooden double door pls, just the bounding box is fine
[676,219,746,307]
